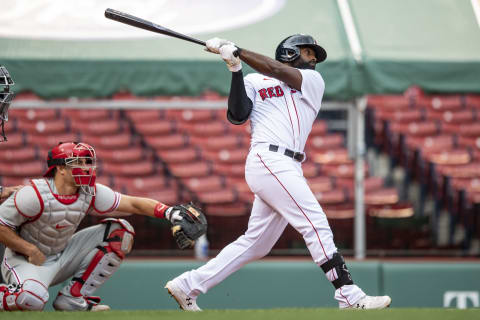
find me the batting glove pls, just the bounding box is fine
[220,44,242,72]
[205,37,235,54]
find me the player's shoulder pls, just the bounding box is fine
[93,183,121,213]
[14,185,43,217]
[299,69,325,87]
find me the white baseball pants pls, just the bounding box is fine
[174,146,365,307]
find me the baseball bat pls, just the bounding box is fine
[104,8,206,46]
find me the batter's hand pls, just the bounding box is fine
[220,44,242,72]
[27,246,46,266]
[205,37,235,54]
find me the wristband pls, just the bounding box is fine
[153,202,170,219]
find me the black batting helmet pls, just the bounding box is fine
[0,66,14,142]
[275,34,327,63]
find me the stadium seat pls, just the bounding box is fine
[307,176,334,193]
[101,162,155,177]
[62,109,116,121]
[165,109,216,122]
[0,132,25,149]
[417,95,464,111]
[169,162,212,178]
[0,161,44,177]
[0,148,37,162]
[202,148,248,164]
[29,132,80,151]
[17,118,68,135]
[71,118,124,135]
[145,134,188,150]
[181,175,225,193]
[364,188,399,205]
[180,121,228,137]
[157,147,201,164]
[314,189,346,204]
[368,203,414,218]
[212,163,245,177]
[9,108,59,121]
[305,134,345,151]
[125,109,163,123]
[83,133,133,149]
[302,161,320,178]
[312,148,351,165]
[132,119,175,136]
[197,188,237,204]
[310,120,328,136]
[114,175,172,194]
[97,146,149,164]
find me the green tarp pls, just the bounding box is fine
[1,0,479,99]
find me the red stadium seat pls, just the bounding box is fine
[197,188,237,204]
[0,161,44,177]
[302,161,320,178]
[17,118,68,135]
[71,119,123,135]
[307,176,334,193]
[96,146,148,164]
[0,176,32,186]
[0,148,37,162]
[114,176,171,193]
[169,162,212,178]
[28,132,80,151]
[192,135,243,151]
[142,189,179,205]
[366,95,411,110]
[9,109,59,121]
[62,109,116,121]
[417,95,464,111]
[310,120,328,136]
[83,133,133,149]
[323,203,355,219]
[212,163,245,177]
[465,94,480,109]
[425,109,474,124]
[133,120,175,136]
[202,148,248,164]
[180,121,228,137]
[365,188,399,205]
[157,147,200,164]
[0,133,25,150]
[368,202,414,218]
[145,134,187,150]
[181,175,225,193]
[125,109,163,123]
[101,162,155,177]
[314,189,346,204]
[306,134,345,151]
[423,149,471,166]
[312,148,351,165]
[165,109,216,122]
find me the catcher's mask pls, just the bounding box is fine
[45,142,97,195]
[275,34,327,64]
[0,66,15,142]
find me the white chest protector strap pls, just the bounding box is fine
[68,218,135,299]
[0,280,49,311]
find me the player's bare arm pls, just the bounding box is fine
[236,48,303,91]
[113,195,161,218]
[0,225,46,265]
[0,185,22,202]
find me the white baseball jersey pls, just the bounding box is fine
[245,69,325,151]
[0,178,121,255]
[172,68,367,308]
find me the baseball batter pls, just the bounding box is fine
[165,35,391,310]
[0,142,193,311]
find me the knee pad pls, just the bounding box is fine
[320,253,354,289]
[69,219,134,298]
[101,218,135,258]
[1,279,49,311]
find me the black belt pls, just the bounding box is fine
[269,144,305,162]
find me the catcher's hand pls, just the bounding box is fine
[166,203,207,249]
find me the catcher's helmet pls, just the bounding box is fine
[275,34,327,63]
[0,66,15,142]
[45,142,97,195]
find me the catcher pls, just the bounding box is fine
[0,141,206,312]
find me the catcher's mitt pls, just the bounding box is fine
[166,203,207,249]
